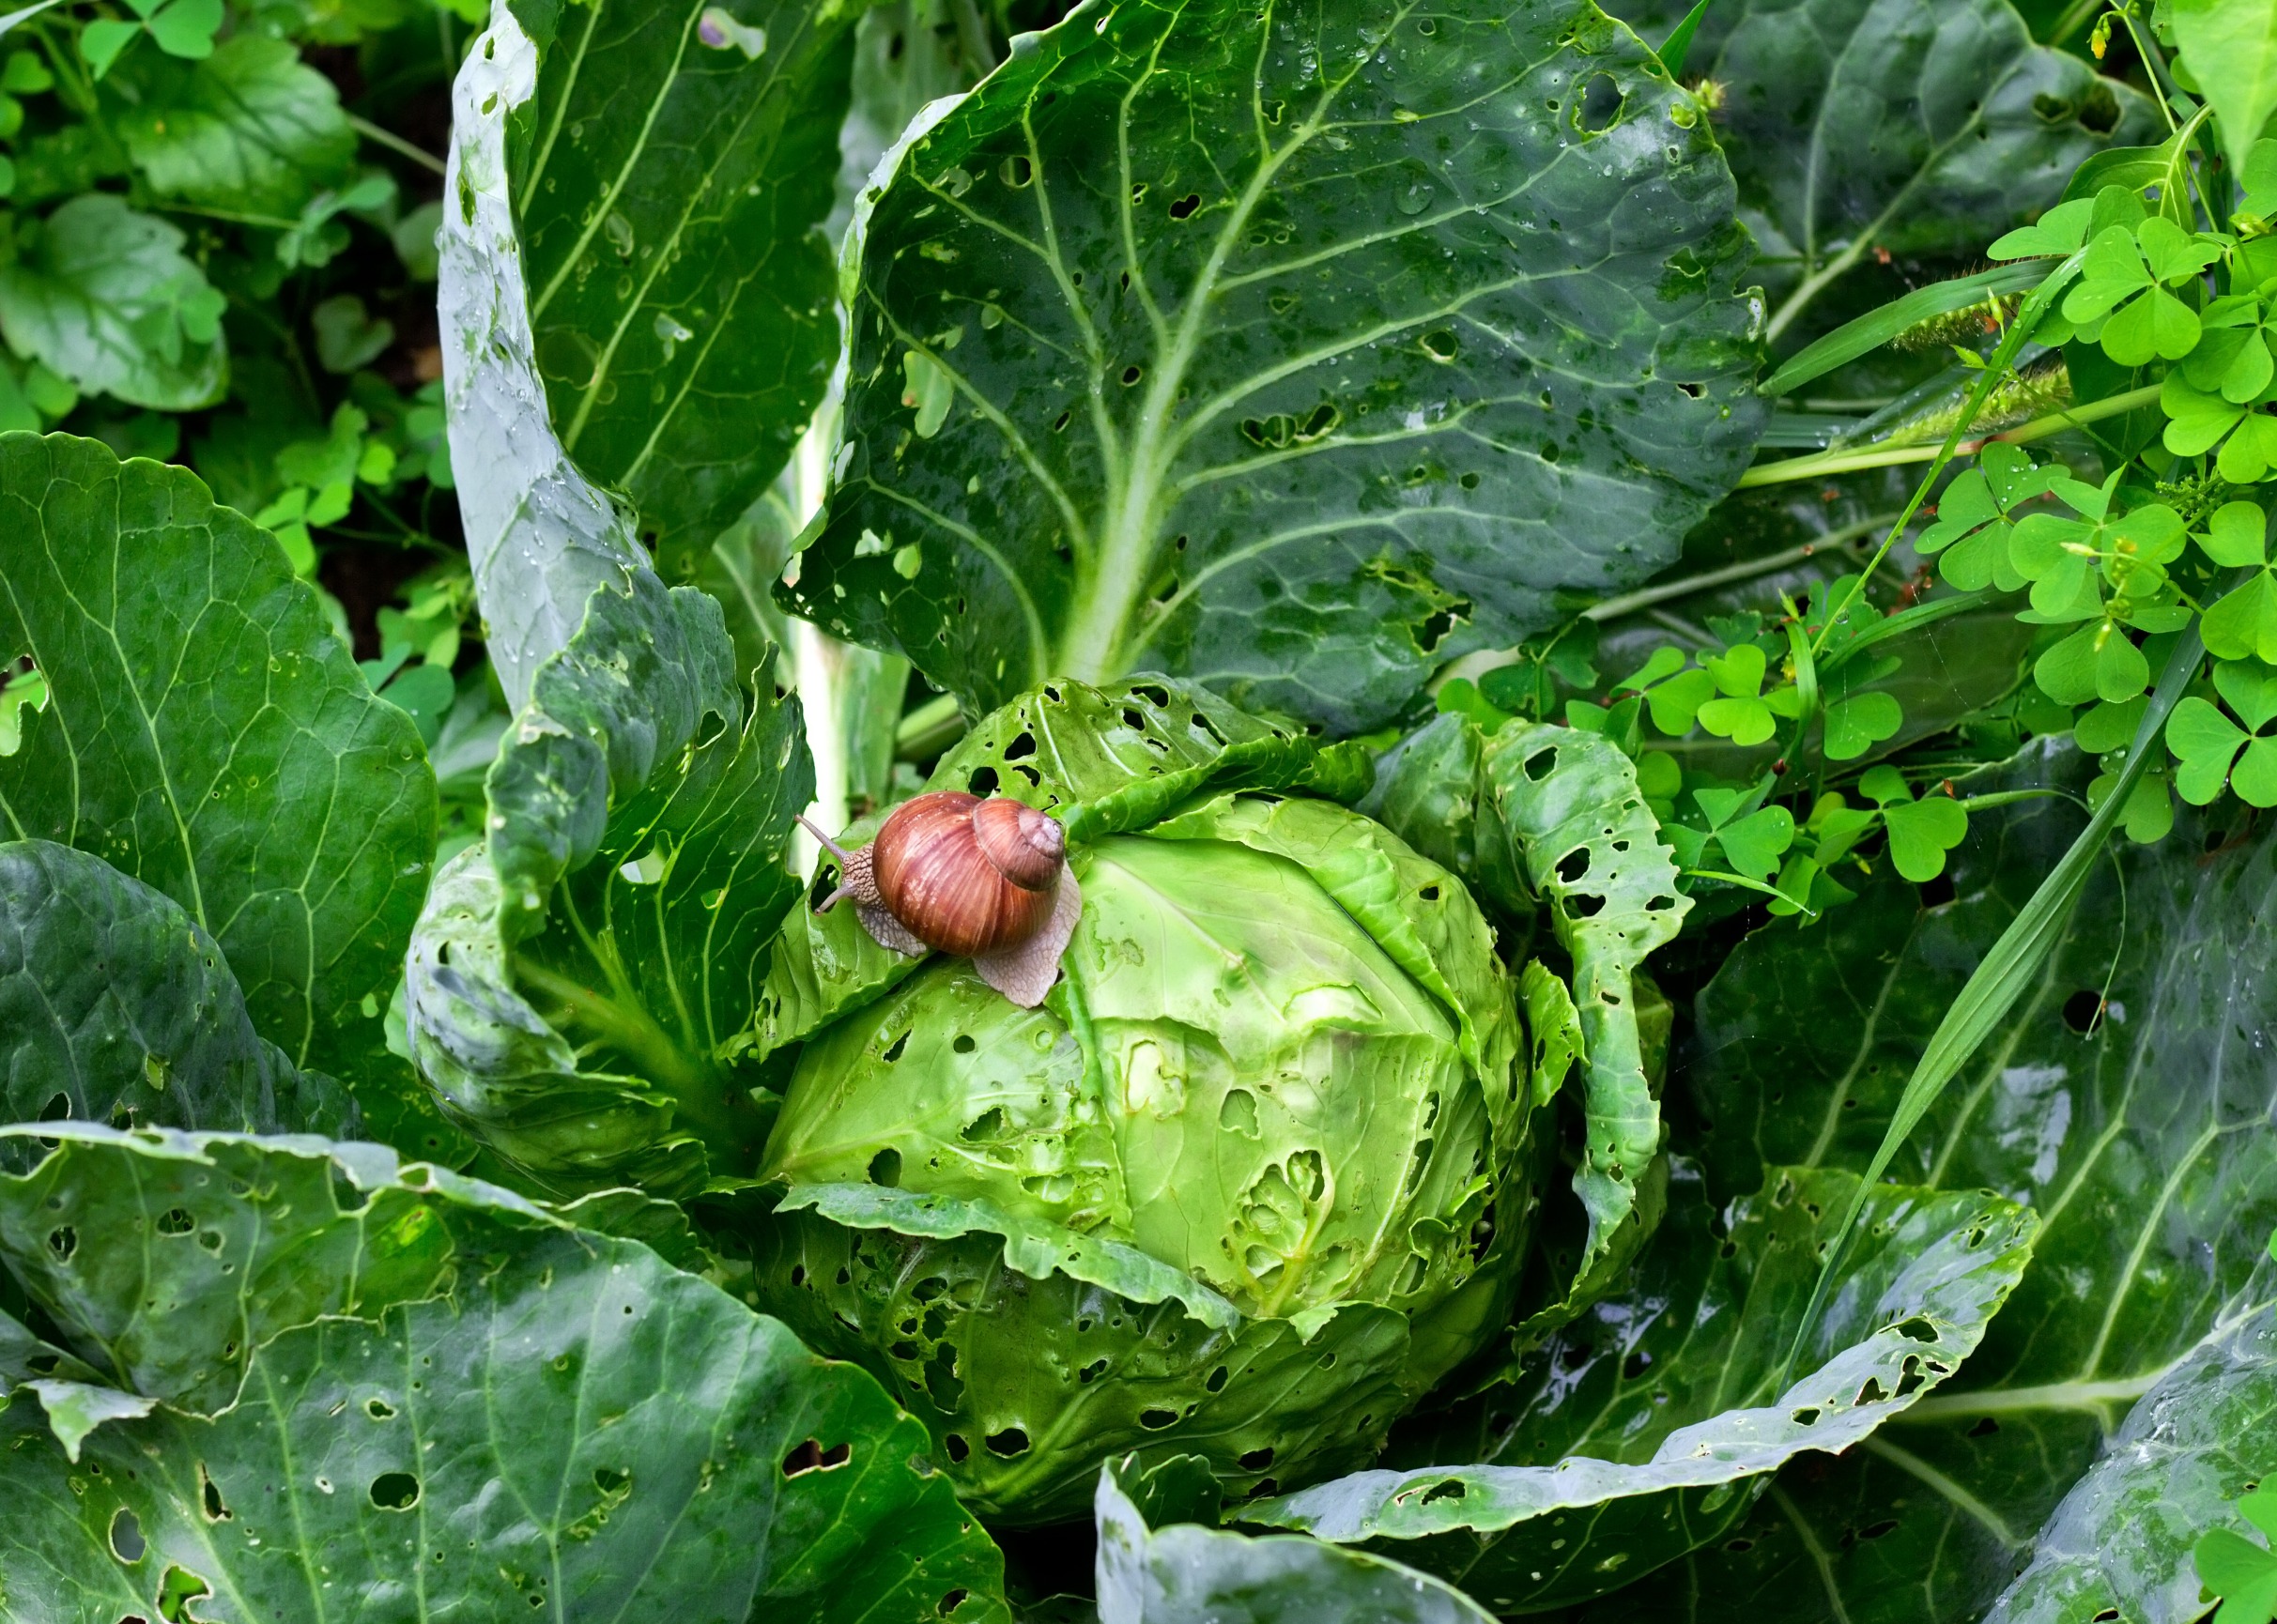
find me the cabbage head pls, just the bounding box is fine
[744,680,1540,1524]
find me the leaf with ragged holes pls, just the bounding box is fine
[1665,747,2277,1624]
[0,1128,1011,1623]
[790,0,1765,732]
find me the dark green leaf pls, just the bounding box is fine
[1663,743,2277,1624]
[0,196,225,409]
[115,36,354,214]
[0,434,438,1109]
[1984,1288,2277,1624]
[502,0,853,582]
[1096,1462,1496,1623]
[1244,1161,2036,1614]
[790,0,1765,732]
[0,1128,1012,1623]
[1607,0,2156,346]
[0,843,353,1172]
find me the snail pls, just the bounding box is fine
[799,791,1083,1008]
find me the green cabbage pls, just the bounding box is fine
[745,681,1537,1523]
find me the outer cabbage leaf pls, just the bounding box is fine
[0,1128,1011,1623]
[0,843,353,1173]
[751,1186,1419,1525]
[438,0,656,712]
[1985,1281,2277,1624]
[1095,1461,1497,1624]
[1605,0,2156,341]
[404,590,812,1197]
[1655,743,2277,1624]
[1242,1161,2036,1612]
[0,432,438,1138]
[787,0,1766,732]
[500,0,853,583]
[1478,722,1688,1274]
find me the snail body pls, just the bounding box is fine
[801,791,1082,1007]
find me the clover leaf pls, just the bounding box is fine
[2197,500,2277,664]
[1616,646,1716,737]
[81,0,223,77]
[2063,218,2222,364]
[2183,293,2277,403]
[1696,643,1780,745]
[1668,785,1795,882]
[1823,690,1904,759]
[1915,442,2052,591]
[2195,1489,2277,1624]
[2009,478,2184,624]
[2166,659,2277,807]
[2035,618,2154,705]
[1859,765,1970,883]
[1764,791,1876,919]
[1987,196,2095,260]
[2162,372,2277,482]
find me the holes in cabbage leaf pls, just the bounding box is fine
[985,1427,1031,1457]
[945,1433,971,1463]
[1239,1447,1274,1471]
[1419,1478,1466,1506]
[867,1148,902,1187]
[1420,328,1457,361]
[369,1472,421,1510]
[2062,989,2104,1034]
[1891,1315,1938,1342]
[1968,1416,2000,1438]
[1523,746,1558,782]
[1577,72,1623,131]
[881,1032,910,1064]
[155,1207,194,1237]
[1622,1350,1653,1381]
[47,1224,76,1262]
[952,1034,977,1056]
[1790,1407,1821,1427]
[967,766,1000,795]
[199,1464,230,1522]
[1138,1408,1178,1431]
[592,1466,631,1499]
[109,1506,146,1563]
[959,1107,1006,1141]
[365,1397,396,1420]
[1858,1519,1900,1541]
[938,1589,971,1616]
[783,1440,853,1477]
[157,1564,210,1623]
[1554,847,1591,884]
[1204,1364,1229,1393]
[1004,729,1036,760]
[1168,192,1201,219]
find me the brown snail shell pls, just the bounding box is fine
[800,791,1082,1007]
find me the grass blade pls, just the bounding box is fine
[1760,262,2054,399]
[1781,623,2206,1383]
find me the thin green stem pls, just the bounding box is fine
[1579,514,1895,621]
[2116,7,2179,132]
[1739,384,2162,489]
[347,112,447,176]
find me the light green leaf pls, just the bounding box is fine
[498,0,853,584]
[0,194,224,409]
[1247,1163,2036,1613]
[0,842,353,1172]
[1479,723,1688,1272]
[144,0,220,57]
[310,291,392,372]
[1665,742,2277,1624]
[0,1128,1013,1623]
[0,434,438,1124]
[2205,574,2277,666]
[1824,689,1904,759]
[1882,792,1969,881]
[1095,1461,1495,1624]
[2173,0,2277,179]
[1982,1290,2277,1624]
[116,36,353,213]
[791,0,1765,732]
